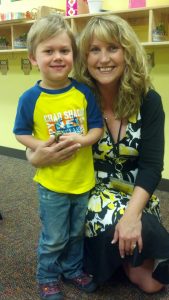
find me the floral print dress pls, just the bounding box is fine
[84,107,169,285]
[86,111,160,238]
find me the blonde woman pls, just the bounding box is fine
[74,15,169,294]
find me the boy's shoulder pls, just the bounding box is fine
[20,81,40,99]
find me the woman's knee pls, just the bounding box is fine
[124,262,164,294]
[139,282,164,294]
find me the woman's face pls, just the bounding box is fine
[87,36,125,88]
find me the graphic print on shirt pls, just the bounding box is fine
[44,108,85,136]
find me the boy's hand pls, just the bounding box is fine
[59,133,84,145]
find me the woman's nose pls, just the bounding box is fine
[99,50,110,62]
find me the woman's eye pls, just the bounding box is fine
[109,45,118,52]
[90,47,100,53]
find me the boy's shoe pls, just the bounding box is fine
[39,282,64,300]
[63,272,97,293]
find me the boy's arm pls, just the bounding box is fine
[15,134,45,151]
[79,127,103,146]
[59,127,103,147]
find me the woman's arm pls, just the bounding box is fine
[26,136,81,167]
[135,90,165,193]
[112,90,165,258]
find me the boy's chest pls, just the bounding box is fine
[33,94,88,137]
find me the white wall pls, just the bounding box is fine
[0,0,65,13]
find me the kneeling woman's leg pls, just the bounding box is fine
[123,260,164,294]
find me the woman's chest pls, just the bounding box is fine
[105,117,126,144]
[94,113,141,160]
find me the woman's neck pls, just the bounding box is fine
[98,84,118,111]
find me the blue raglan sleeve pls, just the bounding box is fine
[85,87,103,129]
[13,87,39,135]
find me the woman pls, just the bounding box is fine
[27,15,169,294]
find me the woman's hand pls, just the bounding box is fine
[111,186,150,258]
[26,135,81,167]
[112,212,143,258]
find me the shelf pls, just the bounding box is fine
[142,41,169,47]
[0,5,169,53]
[0,48,27,53]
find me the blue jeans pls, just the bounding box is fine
[37,184,89,284]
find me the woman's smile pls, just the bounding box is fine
[87,37,125,85]
[98,66,115,72]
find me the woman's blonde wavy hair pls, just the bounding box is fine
[73,15,152,119]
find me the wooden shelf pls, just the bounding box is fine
[65,5,169,46]
[0,5,169,53]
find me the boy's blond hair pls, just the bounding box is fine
[27,13,77,59]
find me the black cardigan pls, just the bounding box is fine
[135,89,165,195]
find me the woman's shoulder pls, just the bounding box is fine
[141,89,163,113]
[142,89,162,106]
[140,89,164,123]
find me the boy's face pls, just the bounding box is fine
[29,31,74,89]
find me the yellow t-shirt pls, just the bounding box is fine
[13,79,103,194]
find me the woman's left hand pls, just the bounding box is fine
[112,212,143,258]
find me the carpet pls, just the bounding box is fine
[0,155,169,300]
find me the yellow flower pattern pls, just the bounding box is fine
[86,111,161,237]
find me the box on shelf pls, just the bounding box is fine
[0,36,9,49]
[0,12,26,21]
[66,0,89,16]
[129,0,146,8]
[14,33,27,49]
[88,0,103,14]
[37,6,65,18]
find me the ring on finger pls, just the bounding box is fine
[131,243,136,250]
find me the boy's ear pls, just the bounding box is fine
[28,54,38,66]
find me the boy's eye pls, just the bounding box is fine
[61,48,71,54]
[44,49,53,54]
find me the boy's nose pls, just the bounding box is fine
[53,51,62,60]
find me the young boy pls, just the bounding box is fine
[13,14,103,300]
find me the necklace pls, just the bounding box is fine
[104,118,122,157]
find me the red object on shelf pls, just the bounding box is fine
[129,0,146,8]
[66,0,89,16]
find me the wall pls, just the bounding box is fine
[103,0,169,10]
[0,0,65,12]
[150,48,169,180]
[1,0,169,12]
[0,0,169,180]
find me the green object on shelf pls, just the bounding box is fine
[0,36,9,49]
[14,32,27,49]
[152,23,166,42]
[153,23,166,35]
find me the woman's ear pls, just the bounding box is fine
[28,54,38,66]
